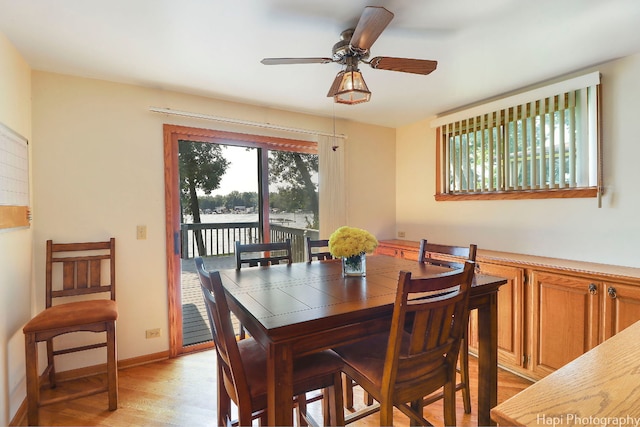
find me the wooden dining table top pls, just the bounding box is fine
[217,254,503,340]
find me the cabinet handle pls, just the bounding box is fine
[608,286,617,299]
[588,283,597,295]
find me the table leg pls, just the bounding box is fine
[477,293,498,427]
[267,341,294,426]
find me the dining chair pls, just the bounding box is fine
[194,257,345,426]
[418,239,477,414]
[23,238,118,426]
[234,239,293,338]
[334,261,475,426]
[235,239,293,269]
[306,237,334,262]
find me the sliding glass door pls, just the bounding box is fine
[164,125,318,355]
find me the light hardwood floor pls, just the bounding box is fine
[15,350,532,426]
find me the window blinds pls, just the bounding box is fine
[434,72,600,194]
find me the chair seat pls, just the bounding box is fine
[23,300,118,333]
[335,332,446,388]
[238,338,343,409]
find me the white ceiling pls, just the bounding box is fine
[1,0,640,128]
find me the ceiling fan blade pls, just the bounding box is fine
[369,57,438,75]
[350,6,394,52]
[261,57,333,65]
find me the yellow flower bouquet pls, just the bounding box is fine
[329,226,378,276]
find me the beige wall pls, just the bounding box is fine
[396,53,640,268]
[29,71,396,373]
[0,32,32,424]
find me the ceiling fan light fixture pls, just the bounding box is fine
[333,69,371,105]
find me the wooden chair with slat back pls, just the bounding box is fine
[306,237,334,262]
[235,239,293,269]
[23,238,118,426]
[418,239,477,414]
[194,257,345,427]
[233,239,293,339]
[334,262,475,426]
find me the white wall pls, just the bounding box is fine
[0,32,32,425]
[396,53,640,268]
[30,71,396,373]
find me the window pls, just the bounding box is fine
[433,72,601,200]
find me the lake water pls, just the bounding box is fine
[186,212,315,230]
[181,211,318,258]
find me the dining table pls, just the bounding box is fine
[217,254,507,426]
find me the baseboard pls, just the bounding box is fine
[9,399,27,427]
[8,350,171,426]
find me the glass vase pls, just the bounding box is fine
[342,253,366,277]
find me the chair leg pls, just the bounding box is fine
[343,374,373,409]
[46,338,56,388]
[380,400,394,427]
[365,390,374,406]
[216,361,232,427]
[327,373,345,426]
[238,402,254,427]
[410,398,424,427]
[443,380,457,427]
[25,333,40,426]
[460,330,471,414]
[106,322,118,411]
[343,374,354,409]
[297,393,309,426]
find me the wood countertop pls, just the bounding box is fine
[490,319,640,426]
[378,239,640,283]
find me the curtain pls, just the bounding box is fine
[318,134,346,238]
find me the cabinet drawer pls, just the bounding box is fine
[374,244,418,260]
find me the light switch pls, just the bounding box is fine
[136,225,147,240]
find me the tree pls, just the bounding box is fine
[179,140,229,255]
[269,151,319,228]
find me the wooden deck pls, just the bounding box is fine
[181,255,237,346]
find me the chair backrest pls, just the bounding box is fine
[46,238,116,308]
[306,237,334,262]
[194,257,250,405]
[418,239,477,269]
[235,239,292,269]
[382,261,475,400]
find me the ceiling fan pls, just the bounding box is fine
[261,6,438,105]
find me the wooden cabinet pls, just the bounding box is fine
[375,239,640,381]
[601,280,640,340]
[471,263,525,368]
[373,239,419,261]
[529,271,601,378]
[528,274,640,380]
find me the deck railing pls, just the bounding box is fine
[180,222,319,262]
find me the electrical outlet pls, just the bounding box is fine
[145,328,161,339]
[136,225,147,240]
[397,231,406,238]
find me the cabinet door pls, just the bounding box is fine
[601,281,640,341]
[470,263,524,367]
[530,271,600,379]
